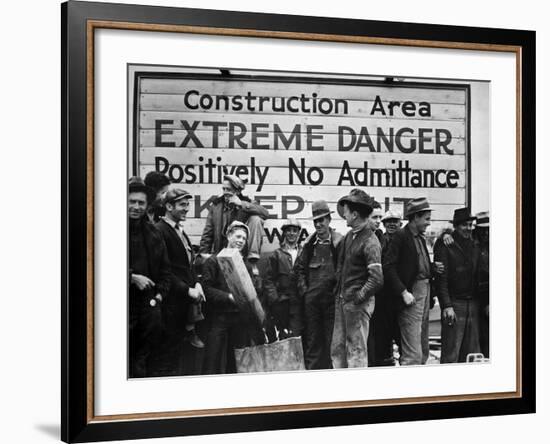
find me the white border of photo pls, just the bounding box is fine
[94,28,515,416]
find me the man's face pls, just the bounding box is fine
[413,211,432,234]
[222,180,237,202]
[477,226,489,243]
[283,226,300,245]
[369,208,383,230]
[313,216,331,238]
[166,198,190,223]
[455,220,474,239]
[128,191,148,220]
[227,228,248,251]
[342,204,356,228]
[383,218,401,234]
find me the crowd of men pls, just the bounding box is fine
[128,172,490,378]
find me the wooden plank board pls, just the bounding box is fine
[140,78,467,104]
[140,94,466,120]
[216,248,265,323]
[139,111,466,138]
[139,129,466,154]
[139,148,467,170]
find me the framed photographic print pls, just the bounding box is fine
[61,0,535,442]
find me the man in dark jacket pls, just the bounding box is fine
[331,189,383,368]
[128,177,172,378]
[435,208,481,363]
[475,211,490,358]
[383,197,434,366]
[155,187,205,375]
[294,200,343,370]
[199,175,269,263]
[264,218,303,341]
[371,210,403,366]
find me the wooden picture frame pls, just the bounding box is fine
[61,1,535,442]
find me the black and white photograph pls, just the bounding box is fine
[127,65,491,378]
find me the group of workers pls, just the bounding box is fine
[128,171,489,378]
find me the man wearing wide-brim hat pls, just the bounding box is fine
[128,177,172,377]
[199,174,269,263]
[330,189,383,368]
[294,200,343,370]
[434,208,482,363]
[383,197,435,366]
[155,186,206,376]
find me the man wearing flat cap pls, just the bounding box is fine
[383,197,435,365]
[264,218,303,341]
[294,200,343,369]
[435,207,482,363]
[331,189,383,368]
[128,177,172,377]
[155,186,206,375]
[199,175,269,265]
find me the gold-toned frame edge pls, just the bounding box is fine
[86,19,523,424]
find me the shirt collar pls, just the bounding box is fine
[162,216,179,230]
[314,232,332,244]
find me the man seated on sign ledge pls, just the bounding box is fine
[198,174,269,270]
[201,221,265,375]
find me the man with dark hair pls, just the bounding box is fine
[383,197,434,365]
[331,189,383,368]
[294,200,343,369]
[371,210,403,366]
[144,171,171,223]
[155,186,205,375]
[435,208,481,363]
[475,212,490,358]
[264,219,303,341]
[199,175,269,265]
[128,177,171,377]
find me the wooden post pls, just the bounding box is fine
[216,248,265,323]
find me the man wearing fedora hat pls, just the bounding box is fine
[331,189,383,368]
[475,211,490,358]
[294,200,343,369]
[155,186,206,375]
[435,207,482,363]
[264,219,303,342]
[128,177,172,377]
[199,174,269,264]
[383,197,435,366]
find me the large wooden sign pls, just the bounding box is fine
[133,72,469,252]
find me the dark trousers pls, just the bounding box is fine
[129,296,162,378]
[203,312,257,374]
[479,311,489,358]
[441,299,481,363]
[370,293,400,366]
[304,291,335,370]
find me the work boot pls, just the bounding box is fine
[185,330,205,349]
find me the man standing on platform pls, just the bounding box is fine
[199,175,269,266]
[294,201,343,369]
[331,189,383,368]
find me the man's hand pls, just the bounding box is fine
[401,290,415,306]
[131,274,155,291]
[443,233,454,247]
[228,195,242,207]
[443,307,457,325]
[434,261,445,274]
[188,287,201,301]
[195,282,206,302]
